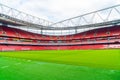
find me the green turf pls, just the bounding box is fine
[0,57,120,80]
[0,49,120,80]
[0,49,120,70]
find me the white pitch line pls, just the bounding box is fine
[27,60,31,62]
[1,66,9,69]
[15,63,21,65]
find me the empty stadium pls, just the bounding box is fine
[0,2,120,80]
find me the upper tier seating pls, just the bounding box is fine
[0,25,120,41]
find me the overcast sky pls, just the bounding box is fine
[1,0,120,22]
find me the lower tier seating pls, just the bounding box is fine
[0,44,120,51]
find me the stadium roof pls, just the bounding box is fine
[0,3,120,35]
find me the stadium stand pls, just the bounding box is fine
[0,25,120,51]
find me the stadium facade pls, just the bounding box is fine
[0,3,120,51]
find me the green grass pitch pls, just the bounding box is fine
[0,49,120,80]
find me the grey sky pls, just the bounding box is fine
[1,0,120,22]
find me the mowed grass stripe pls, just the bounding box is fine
[0,49,120,70]
[0,57,120,80]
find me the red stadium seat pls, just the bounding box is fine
[0,25,120,51]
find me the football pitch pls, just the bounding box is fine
[0,49,120,80]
